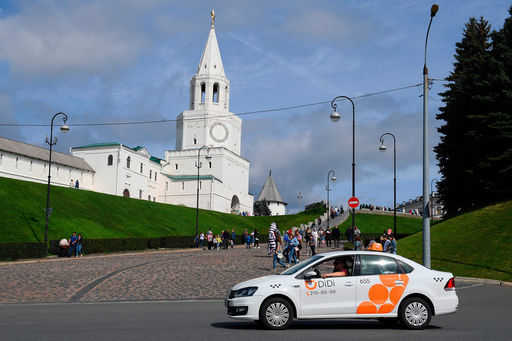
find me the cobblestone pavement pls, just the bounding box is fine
[0,246,333,304]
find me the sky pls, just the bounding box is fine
[0,0,510,213]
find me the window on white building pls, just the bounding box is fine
[213,83,219,103]
[153,197,156,202]
[193,138,197,145]
[182,182,184,190]
[148,195,151,201]
[166,181,168,191]
[139,189,142,199]
[200,83,206,103]
[140,163,143,174]
[15,156,19,169]
[175,163,178,170]
[209,161,212,168]
[108,155,113,166]
[127,156,131,169]
[30,160,33,172]
[224,86,228,108]
[155,172,157,181]
[150,169,152,178]
[0,153,3,165]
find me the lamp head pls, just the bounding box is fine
[60,124,70,133]
[430,4,439,17]
[331,176,337,182]
[330,109,341,122]
[379,144,387,151]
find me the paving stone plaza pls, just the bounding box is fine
[0,247,296,304]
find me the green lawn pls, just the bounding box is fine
[0,177,322,242]
[338,212,423,235]
[399,201,512,282]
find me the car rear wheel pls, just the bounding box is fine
[259,297,293,330]
[399,297,432,330]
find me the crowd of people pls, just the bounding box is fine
[58,232,84,257]
[267,223,398,270]
[195,229,261,250]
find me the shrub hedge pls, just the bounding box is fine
[0,233,411,261]
[0,242,46,260]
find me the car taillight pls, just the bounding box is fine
[445,277,455,290]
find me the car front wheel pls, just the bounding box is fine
[399,297,432,330]
[259,297,293,330]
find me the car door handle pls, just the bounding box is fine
[293,285,300,288]
[395,280,404,285]
[344,282,354,287]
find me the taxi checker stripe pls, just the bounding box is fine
[270,284,282,288]
[433,277,444,282]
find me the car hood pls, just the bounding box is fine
[231,275,285,291]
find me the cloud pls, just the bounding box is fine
[284,8,374,43]
[0,1,163,75]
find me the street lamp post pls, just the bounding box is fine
[330,95,356,236]
[326,169,336,229]
[431,178,438,218]
[379,133,397,236]
[297,192,304,211]
[423,4,439,268]
[44,112,70,255]
[195,145,211,239]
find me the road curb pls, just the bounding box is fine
[456,276,512,287]
[0,245,248,266]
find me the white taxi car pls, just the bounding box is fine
[225,251,458,330]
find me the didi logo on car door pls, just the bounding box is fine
[304,279,336,296]
[357,274,409,314]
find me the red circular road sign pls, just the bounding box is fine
[348,197,360,208]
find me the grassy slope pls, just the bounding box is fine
[338,212,423,235]
[399,201,512,281]
[0,177,321,243]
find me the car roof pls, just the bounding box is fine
[316,250,398,257]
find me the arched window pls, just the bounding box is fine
[139,189,142,199]
[123,189,130,198]
[126,156,131,169]
[154,172,157,181]
[175,163,178,170]
[150,169,152,178]
[209,161,212,168]
[224,86,228,108]
[107,154,113,166]
[213,83,219,103]
[148,195,151,201]
[201,83,206,103]
[140,163,143,173]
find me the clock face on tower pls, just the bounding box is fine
[209,122,229,143]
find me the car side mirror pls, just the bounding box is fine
[303,271,317,279]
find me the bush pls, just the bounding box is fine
[48,236,196,256]
[0,242,46,260]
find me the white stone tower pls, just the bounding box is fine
[163,10,253,215]
[176,9,242,155]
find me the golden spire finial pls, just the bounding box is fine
[210,9,215,27]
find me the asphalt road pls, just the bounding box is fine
[1,283,510,341]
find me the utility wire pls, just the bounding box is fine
[0,82,424,127]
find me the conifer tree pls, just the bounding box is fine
[435,17,493,217]
[486,7,512,204]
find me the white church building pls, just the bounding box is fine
[0,12,254,215]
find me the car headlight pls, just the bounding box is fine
[230,287,258,298]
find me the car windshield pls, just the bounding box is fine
[280,255,324,275]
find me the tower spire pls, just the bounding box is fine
[210,9,215,27]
